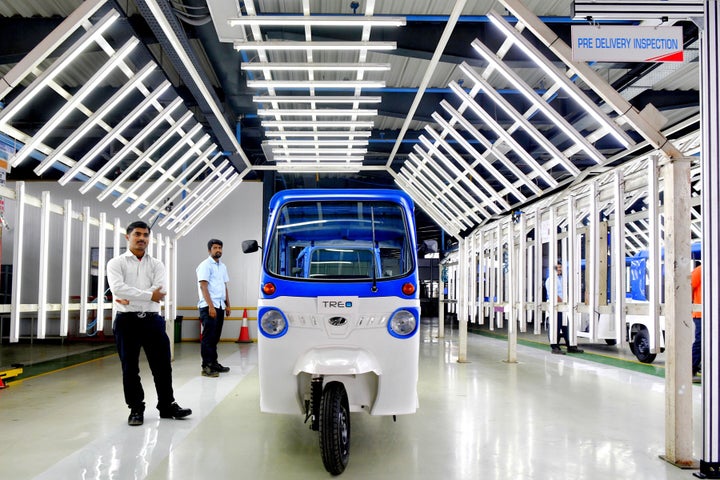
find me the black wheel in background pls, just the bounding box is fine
[319,381,350,475]
[633,328,657,363]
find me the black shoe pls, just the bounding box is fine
[211,362,230,373]
[568,346,585,353]
[202,365,219,377]
[128,409,144,426]
[551,347,565,355]
[159,402,192,419]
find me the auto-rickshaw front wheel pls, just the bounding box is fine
[319,381,350,475]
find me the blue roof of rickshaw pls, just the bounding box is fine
[269,189,415,210]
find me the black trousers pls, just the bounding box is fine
[199,306,225,366]
[547,311,570,348]
[113,312,175,411]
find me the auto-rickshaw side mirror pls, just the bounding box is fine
[242,239,260,253]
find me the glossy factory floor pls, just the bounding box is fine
[0,318,703,480]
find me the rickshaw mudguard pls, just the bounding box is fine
[292,346,382,376]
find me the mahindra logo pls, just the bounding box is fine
[322,300,353,308]
[328,316,347,326]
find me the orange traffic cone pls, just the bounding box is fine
[236,308,252,343]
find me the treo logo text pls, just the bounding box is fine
[322,300,353,308]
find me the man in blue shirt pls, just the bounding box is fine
[196,239,232,377]
[545,261,584,355]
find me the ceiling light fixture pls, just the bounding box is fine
[261,120,374,128]
[257,109,378,116]
[247,80,385,89]
[242,62,391,72]
[263,130,372,137]
[253,95,381,104]
[233,41,397,51]
[228,15,406,27]
[271,148,368,155]
[267,139,368,146]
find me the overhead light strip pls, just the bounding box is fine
[273,155,365,162]
[263,130,371,138]
[257,109,378,116]
[271,148,368,155]
[267,139,368,146]
[253,96,381,104]
[248,80,385,89]
[228,15,406,27]
[233,41,397,51]
[261,120,374,128]
[242,62,391,72]
[487,9,633,148]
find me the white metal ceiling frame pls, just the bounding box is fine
[406,146,487,223]
[228,0,404,170]
[0,0,246,237]
[398,156,471,230]
[417,132,505,217]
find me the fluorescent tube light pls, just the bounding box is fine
[273,155,365,162]
[257,109,378,116]
[247,80,385,89]
[253,96,381,104]
[267,139,368,146]
[271,148,368,155]
[242,62,391,72]
[233,41,397,51]
[262,120,374,128]
[263,130,371,137]
[228,15,406,27]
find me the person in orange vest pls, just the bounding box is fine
[691,263,702,378]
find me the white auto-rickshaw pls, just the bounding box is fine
[243,189,420,475]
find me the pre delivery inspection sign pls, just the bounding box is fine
[571,25,684,62]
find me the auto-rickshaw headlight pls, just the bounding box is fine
[259,308,287,338]
[388,309,418,338]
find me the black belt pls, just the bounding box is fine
[118,311,158,318]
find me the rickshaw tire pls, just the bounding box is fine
[633,328,657,364]
[319,381,351,475]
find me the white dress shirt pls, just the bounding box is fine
[107,250,166,313]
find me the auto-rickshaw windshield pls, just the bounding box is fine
[266,200,414,280]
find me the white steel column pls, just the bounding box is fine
[79,207,91,334]
[567,195,577,347]
[478,231,485,325]
[9,182,26,343]
[96,212,107,332]
[548,207,557,345]
[662,155,694,467]
[37,191,51,339]
[60,199,72,337]
[612,171,626,346]
[699,1,720,474]
[438,261,445,339]
[519,212,527,333]
[589,182,599,342]
[507,220,517,363]
[647,157,661,353]
[534,209,543,334]
[458,237,468,363]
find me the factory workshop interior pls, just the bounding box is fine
[0,0,719,479]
